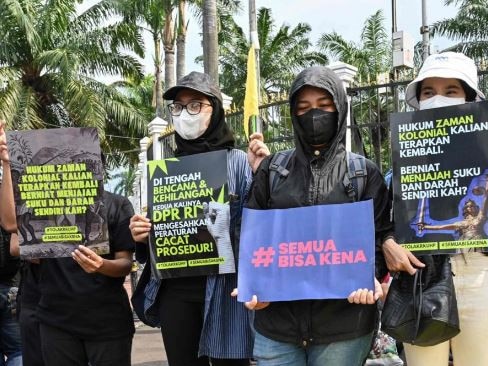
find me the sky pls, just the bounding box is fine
[178,0,459,75]
[83,0,460,79]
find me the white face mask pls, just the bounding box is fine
[419,95,465,110]
[172,110,211,140]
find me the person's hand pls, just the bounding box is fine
[129,214,151,243]
[347,278,383,305]
[231,288,270,310]
[72,245,104,273]
[0,121,9,163]
[382,238,425,275]
[247,133,270,173]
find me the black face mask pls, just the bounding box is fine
[296,109,338,146]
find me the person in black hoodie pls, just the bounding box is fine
[245,66,393,365]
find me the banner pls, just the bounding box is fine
[391,101,488,254]
[6,128,108,258]
[237,201,375,302]
[147,150,235,279]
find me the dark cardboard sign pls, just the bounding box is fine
[391,101,488,254]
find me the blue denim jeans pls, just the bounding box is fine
[0,285,22,366]
[253,331,373,366]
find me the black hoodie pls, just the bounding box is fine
[246,66,392,346]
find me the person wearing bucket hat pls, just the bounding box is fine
[405,52,485,110]
[387,52,488,366]
[129,71,269,366]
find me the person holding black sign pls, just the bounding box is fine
[33,190,136,366]
[390,52,487,366]
[242,66,392,366]
[1,122,44,366]
[129,71,269,366]
[0,122,23,366]
[5,148,136,365]
[0,122,16,234]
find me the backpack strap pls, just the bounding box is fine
[343,151,368,202]
[269,149,295,193]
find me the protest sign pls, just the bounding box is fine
[6,128,108,258]
[237,200,375,302]
[391,101,488,254]
[147,150,235,279]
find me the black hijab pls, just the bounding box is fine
[163,72,235,156]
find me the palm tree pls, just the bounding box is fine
[0,0,148,161]
[218,7,327,107]
[317,10,390,85]
[203,0,219,83]
[112,75,157,121]
[116,0,168,117]
[163,0,177,90]
[432,0,488,65]
[176,0,188,81]
[318,10,391,169]
[111,165,137,197]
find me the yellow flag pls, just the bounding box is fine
[243,46,259,140]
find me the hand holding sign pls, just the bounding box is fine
[129,214,152,243]
[72,245,104,273]
[247,133,270,173]
[231,288,269,310]
[347,278,383,305]
[0,121,9,162]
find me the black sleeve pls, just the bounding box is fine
[107,194,136,253]
[245,155,273,210]
[135,242,148,263]
[363,160,393,279]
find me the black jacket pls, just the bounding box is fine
[246,66,393,346]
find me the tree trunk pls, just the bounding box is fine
[176,0,187,81]
[202,0,218,84]
[163,9,176,91]
[154,35,164,118]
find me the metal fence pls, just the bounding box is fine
[158,71,488,174]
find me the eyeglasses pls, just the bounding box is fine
[168,101,212,116]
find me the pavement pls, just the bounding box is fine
[131,322,168,366]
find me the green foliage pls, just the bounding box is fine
[0,0,148,164]
[318,10,390,85]
[218,7,328,108]
[111,165,137,197]
[432,0,488,64]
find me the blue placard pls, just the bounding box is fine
[237,200,375,302]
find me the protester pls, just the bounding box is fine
[5,134,136,365]
[129,71,269,366]
[31,189,136,366]
[0,122,16,233]
[0,122,23,366]
[11,233,44,366]
[243,65,392,366]
[396,51,487,366]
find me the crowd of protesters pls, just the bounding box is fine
[0,50,486,366]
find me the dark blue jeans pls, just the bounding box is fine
[0,284,22,366]
[253,331,373,366]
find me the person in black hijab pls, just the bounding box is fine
[130,71,268,366]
